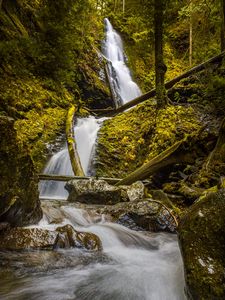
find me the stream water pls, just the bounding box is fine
[0,201,185,300]
[0,19,186,300]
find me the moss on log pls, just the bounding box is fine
[38,174,121,184]
[66,106,84,176]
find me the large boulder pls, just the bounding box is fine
[65,179,145,204]
[0,224,102,251]
[99,199,177,233]
[178,190,225,299]
[0,116,42,226]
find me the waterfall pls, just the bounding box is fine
[103,18,141,105]
[39,116,103,199]
[0,19,187,300]
[40,19,142,199]
[39,148,73,199]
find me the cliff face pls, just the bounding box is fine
[0,116,42,226]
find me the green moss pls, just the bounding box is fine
[96,102,201,178]
[15,107,67,171]
[179,190,225,299]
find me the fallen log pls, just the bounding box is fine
[38,174,121,184]
[115,137,195,186]
[91,51,225,116]
[66,106,84,176]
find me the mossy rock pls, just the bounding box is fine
[0,116,42,226]
[0,227,58,250]
[178,190,225,299]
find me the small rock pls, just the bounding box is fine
[127,181,145,201]
[55,224,102,251]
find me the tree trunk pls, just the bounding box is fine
[154,0,167,108]
[114,0,117,12]
[189,0,193,66]
[221,0,225,51]
[122,0,125,14]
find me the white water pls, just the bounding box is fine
[0,202,185,300]
[103,18,141,105]
[39,116,103,199]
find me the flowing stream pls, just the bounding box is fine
[0,201,185,300]
[0,19,186,300]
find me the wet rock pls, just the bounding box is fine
[65,179,145,205]
[41,202,65,224]
[99,199,177,233]
[55,224,102,251]
[178,190,225,299]
[0,225,102,251]
[0,116,42,226]
[0,227,58,250]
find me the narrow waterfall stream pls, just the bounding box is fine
[39,116,104,200]
[103,18,141,104]
[0,19,186,300]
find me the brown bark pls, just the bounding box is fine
[189,0,193,66]
[221,0,225,51]
[154,0,167,108]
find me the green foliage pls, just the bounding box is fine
[0,0,109,169]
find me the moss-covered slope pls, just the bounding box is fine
[95,101,201,178]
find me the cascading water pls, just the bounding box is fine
[0,201,186,300]
[39,116,103,199]
[103,18,142,105]
[1,19,188,300]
